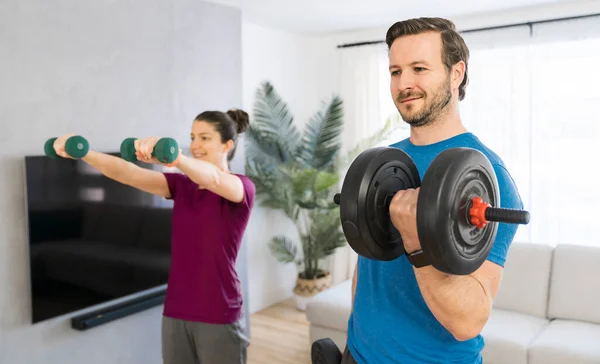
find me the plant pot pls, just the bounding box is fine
[292,270,332,311]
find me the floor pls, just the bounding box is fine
[247,298,312,364]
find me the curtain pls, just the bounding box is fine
[337,43,396,150]
[527,20,600,247]
[327,42,399,285]
[461,16,600,247]
[459,26,533,243]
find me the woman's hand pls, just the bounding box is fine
[134,137,162,164]
[134,136,183,168]
[53,133,77,159]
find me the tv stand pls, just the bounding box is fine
[71,288,166,331]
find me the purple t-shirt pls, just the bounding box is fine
[161,172,255,324]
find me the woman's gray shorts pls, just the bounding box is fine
[161,316,250,364]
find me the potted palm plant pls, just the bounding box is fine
[245,81,403,310]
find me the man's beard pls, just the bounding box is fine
[395,77,452,128]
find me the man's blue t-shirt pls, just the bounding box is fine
[346,132,524,364]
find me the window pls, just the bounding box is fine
[528,36,600,246]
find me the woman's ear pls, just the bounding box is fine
[223,139,235,154]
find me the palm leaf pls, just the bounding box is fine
[297,95,344,169]
[245,159,281,196]
[309,208,347,259]
[286,168,340,209]
[244,126,285,171]
[337,116,405,170]
[252,81,302,164]
[289,168,319,203]
[314,171,339,192]
[246,160,296,218]
[268,235,299,265]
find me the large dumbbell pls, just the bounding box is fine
[120,137,179,164]
[333,147,530,275]
[311,338,342,364]
[44,135,89,159]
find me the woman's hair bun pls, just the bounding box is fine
[226,109,249,134]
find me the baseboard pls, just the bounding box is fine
[70,289,166,331]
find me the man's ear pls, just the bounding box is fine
[452,61,466,89]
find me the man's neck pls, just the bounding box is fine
[409,107,467,146]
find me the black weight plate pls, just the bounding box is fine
[311,338,342,364]
[339,147,421,261]
[417,148,499,275]
[338,148,379,260]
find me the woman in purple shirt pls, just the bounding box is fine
[52,109,256,364]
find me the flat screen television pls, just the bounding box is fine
[25,151,178,324]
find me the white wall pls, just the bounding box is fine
[241,22,326,313]
[240,21,379,313]
[240,0,600,314]
[0,1,243,363]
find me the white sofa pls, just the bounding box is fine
[306,242,600,364]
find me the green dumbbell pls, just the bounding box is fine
[120,137,179,164]
[44,135,89,159]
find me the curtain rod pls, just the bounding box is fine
[336,12,600,48]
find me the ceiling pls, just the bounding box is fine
[203,0,576,34]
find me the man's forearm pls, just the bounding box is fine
[412,266,492,341]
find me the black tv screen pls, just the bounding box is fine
[25,152,176,324]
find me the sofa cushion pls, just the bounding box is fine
[528,319,600,364]
[306,280,352,332]
[492,242,553,318]
[547,244,600,324]
[481,308,549,364]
